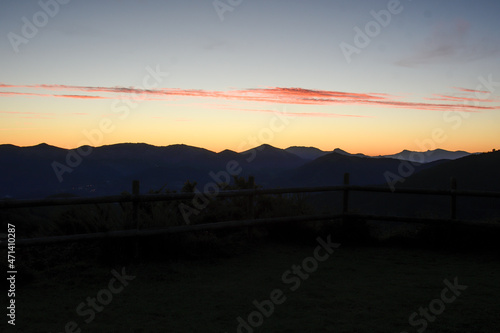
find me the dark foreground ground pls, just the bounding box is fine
[3,234,500,333]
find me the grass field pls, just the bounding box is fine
[4,233,500,333]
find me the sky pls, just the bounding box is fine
[0,0,499,155]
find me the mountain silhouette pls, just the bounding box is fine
[398,150,500,191]
[241,144,306,169]
[332,148,367,158]
[284,146,329,160]
[285,146,469,162]
[286,151,444,187]
[381,149,470,163]
[0,143,491,199]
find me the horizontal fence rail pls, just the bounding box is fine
[1,174,499,248]
[0,214,344,247]
[2,186,500,210]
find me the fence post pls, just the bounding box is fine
[132,180,140,229]
[132,180,140,258]
[450,177,457,220]
[248,176,255,219]
[343,172,350,215]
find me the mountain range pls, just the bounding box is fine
[285,146,471,162]
[0,143,497,199]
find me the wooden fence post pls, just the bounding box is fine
[450,177,457,220]
[248,176,255,219]
[132,180,140,229]
[132,180,140,258]
[343,172,350,215]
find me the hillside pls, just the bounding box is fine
[398,150,500,191]
[381,149,471,163]
[0,143,490,199]
[284,146,329,160]
[286,151,445,187]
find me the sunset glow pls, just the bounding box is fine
[1,0,499,154]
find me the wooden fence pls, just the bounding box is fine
[1,173,499,248]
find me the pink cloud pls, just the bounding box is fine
[1,83,498,114]
[453,87,490,94]
[60,94,106,99]
[0,91,104,99]
[426,94,500,103]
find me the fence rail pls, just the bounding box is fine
[2,185,500,210]
[1,174,499,248]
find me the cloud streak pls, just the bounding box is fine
[426,94,500,103]
[1,83,498,114]
[453,87,490,94]
[0,91,106,99]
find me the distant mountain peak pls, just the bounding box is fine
[99,142,154,149]
[168,143,192,148]
[24,143,65,152]
[384,148,471,163]
[219,149,237,154]
[333,148,348,154]
[285,146,328,160]
[31,142,58,148]
[333,148,367,158]
[244,143,293,155]
[256,143,277,150]
[286,145,323,151]
[0,144,19,149]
